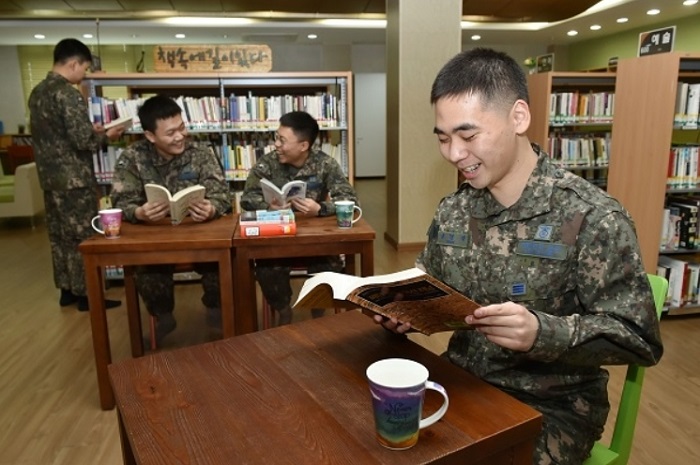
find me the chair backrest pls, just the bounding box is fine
[605,274,667,465]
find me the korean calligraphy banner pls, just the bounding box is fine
[154,44,272,72]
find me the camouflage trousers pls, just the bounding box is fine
[255,255,344,311]
[135,263,220,316]
[44,188,98,296]
[530,398,606,465]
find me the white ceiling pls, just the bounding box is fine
[0,0,697,47]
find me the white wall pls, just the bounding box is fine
[0,46,27,134]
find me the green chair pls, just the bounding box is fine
[583,273,667,465]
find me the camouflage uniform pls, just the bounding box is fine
[110,139,232,316]
[417,146,663,465]
[240,149,357,312]
[28,71,108,296]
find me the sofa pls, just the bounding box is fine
[0,162,44,227]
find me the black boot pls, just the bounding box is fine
[76,297,122,312]
[59,289,78,306]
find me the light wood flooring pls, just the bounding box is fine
[0,178,698,464]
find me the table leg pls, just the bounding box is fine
[123,266,144,358]
[361,242,374,277]
[83,255,114,410]
[233,250,257,335]
[219,250,235,338]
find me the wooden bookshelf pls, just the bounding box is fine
[81,71,355,185]
[607,52,700,315]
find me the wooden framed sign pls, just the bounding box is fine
[154,44,272,72]
[638,26,675,57]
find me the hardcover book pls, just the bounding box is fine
[293,267,481,335]
[144,183,205,225]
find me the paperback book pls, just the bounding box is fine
[293,268,481,335]
[145,183,205,225]
[239,209,297,237]
[260,178,306,205]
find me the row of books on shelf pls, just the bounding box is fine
[657,255,700,308]
[93,145,125,183]
[547,133,610,167]
[666,144,700,189]
[89,93,342,132]
[548,91,615,125]
[674,82,700,129]
[660,195,700,251]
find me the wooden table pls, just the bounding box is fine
[232,215,376,334]
[79,215,236,410]
[109,311,542,465]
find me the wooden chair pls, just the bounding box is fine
[583,274,667,465]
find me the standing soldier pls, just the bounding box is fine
[110,95,232,346]
[29,38,124,312]
[240,111,358,325]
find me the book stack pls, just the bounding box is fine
[239,209,297,237]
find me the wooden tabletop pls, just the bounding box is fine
[79,214,236,255]
[109,311,541,465]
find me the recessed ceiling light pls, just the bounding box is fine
[471,35,481,41]
[590,25,602,31]
[647,9,661,15]
[683,0,698,6]
[83,33,93,39]
[34,34,45,39]
[307,34,318,39]
[616,17,629,23]
[567,30,578,36]
[175,33,186,39]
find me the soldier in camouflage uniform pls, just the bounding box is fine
[377,48,663,465]
[28,38,124,312]
[240,111,358,325]
[110,95,232,345]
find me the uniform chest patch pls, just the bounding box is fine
[436,230,469,248]
[516,240,568,260]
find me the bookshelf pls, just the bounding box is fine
[527,71,616,188]
[607,52,700,315]
[81,71,355,193]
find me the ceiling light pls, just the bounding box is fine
[175,33,186,39]
[616,17,629,23]
[683,1,698,6]
[34,34,45,39]
[307,34,318,39]
[471,35,481,41]
[590,25,602,30]
[163,17,254,26]
[647,9,661,15]
[83,33,93,39]
[319,19,386,28]
[567,30,579,36]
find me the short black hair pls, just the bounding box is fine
[279,111,319,145]
[430,47,529,109]
[138,95,183,133]
[53,38,92,65]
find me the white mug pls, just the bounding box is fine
[334,200,362,228]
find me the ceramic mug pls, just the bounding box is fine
[366,358,449,450]
[334,200,362,228]
[91,208,123,239]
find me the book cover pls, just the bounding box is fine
[240,209,295,224]
[293,268,481,335]
[260,178,306,205]
[103,116,133,131]
[239,222,297,237]
[145,183,205,225]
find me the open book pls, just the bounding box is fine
[104,116,133,131]
[294,268,480,335]
[260,178,306,205]
[145,183,205,225]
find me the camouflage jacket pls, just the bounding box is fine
[240,149,357,216]
[417,146,663,434]
[110,139,232,223]
[28,71,106,191]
